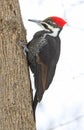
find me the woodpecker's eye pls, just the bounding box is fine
[46,20,53,26]
[47,20,58,28]
[52,22,58,28]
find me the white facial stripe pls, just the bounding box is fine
[41,22,60,37]
[41,22,53,30]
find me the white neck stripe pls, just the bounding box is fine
[48,28,60,37]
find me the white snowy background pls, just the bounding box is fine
[19,0,84,130]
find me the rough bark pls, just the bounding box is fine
[0,0,35,130]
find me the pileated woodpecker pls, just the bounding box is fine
[20,16,67,119]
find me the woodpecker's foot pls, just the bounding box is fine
[19,41,29,56]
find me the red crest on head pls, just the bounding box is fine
[51,16,67,28]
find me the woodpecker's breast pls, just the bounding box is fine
[28,31,48,53]
[27,31,48,72]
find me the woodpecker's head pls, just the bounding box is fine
[28,16,67,37]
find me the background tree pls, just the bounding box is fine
[0,0,35,129]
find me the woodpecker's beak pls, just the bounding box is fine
[28,19,50,31]
[28,19,42,26]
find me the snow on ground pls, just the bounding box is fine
[19,0,84,130]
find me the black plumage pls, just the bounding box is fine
[26,30,61,118]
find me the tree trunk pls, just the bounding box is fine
[0,0,36,130]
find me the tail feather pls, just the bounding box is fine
[33,92,38,121]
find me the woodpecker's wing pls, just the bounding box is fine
[34,54,48,102]
[34,35,60,102]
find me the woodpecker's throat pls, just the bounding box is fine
[48,28,60,37]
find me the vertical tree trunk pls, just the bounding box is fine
[0,0,36,130]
